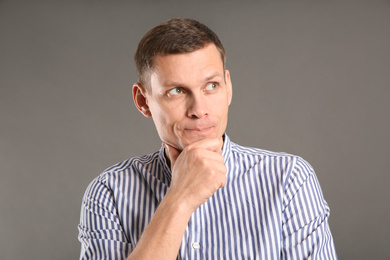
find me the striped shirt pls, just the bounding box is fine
[78,135,337,259]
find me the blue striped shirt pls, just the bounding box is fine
[78,135,337,259]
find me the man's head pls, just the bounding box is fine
[133,18,232,151]
[134,18,226,88]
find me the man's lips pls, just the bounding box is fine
[183,126,216,136]
[184,126,214,132]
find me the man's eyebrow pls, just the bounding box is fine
[204,72,224,82]
[162,72,225,88]
[161,81,183,88]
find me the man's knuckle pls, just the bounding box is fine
[198,158,209,167]
[184,145,192,153]
[193,149,202,157]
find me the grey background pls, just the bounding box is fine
[1,0,389,259]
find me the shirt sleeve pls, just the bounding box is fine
[281,157,337,259]
[78,175,131,260]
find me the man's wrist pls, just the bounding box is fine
[163,189,197,218]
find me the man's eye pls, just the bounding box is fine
[168,87,183,95]
[205,83,218,90]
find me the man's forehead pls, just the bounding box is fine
[152,46,224,80]
[153,44,222,67]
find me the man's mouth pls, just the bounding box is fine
[183,126,215,135]
[185,126,213,132]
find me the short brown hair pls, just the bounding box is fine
[134,18,226,87]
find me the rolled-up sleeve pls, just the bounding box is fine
[78,176,131,260]
[281,157,337,259]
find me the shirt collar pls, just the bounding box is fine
[158,146,172,184]
[221,134,232,165]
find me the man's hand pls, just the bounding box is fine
[127,138,226,260]
[163,138,227,212]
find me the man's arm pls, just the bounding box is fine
[78,177,132,259]
[281,157,337,259]
[127,138,227,260]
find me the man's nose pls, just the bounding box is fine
[187,94,208,118]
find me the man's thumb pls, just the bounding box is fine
[163,142,181,169]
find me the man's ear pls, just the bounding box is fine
[132,83,152,118]
[225,70,233,106]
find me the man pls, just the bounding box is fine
[78,18,337,259]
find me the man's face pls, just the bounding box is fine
[134,43,232,151]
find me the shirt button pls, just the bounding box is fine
[192,242,200,250]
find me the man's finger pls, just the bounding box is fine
[185,138,224,154]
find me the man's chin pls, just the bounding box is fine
[162,131,223,151]
[181,133,223,146]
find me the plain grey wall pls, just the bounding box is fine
[1,0,389,259]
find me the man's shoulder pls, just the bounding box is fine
[229,141,314,172]
[229,141,318,187]
[94,150,161,182]
[82,150,165,202]
[230,141,296,159]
